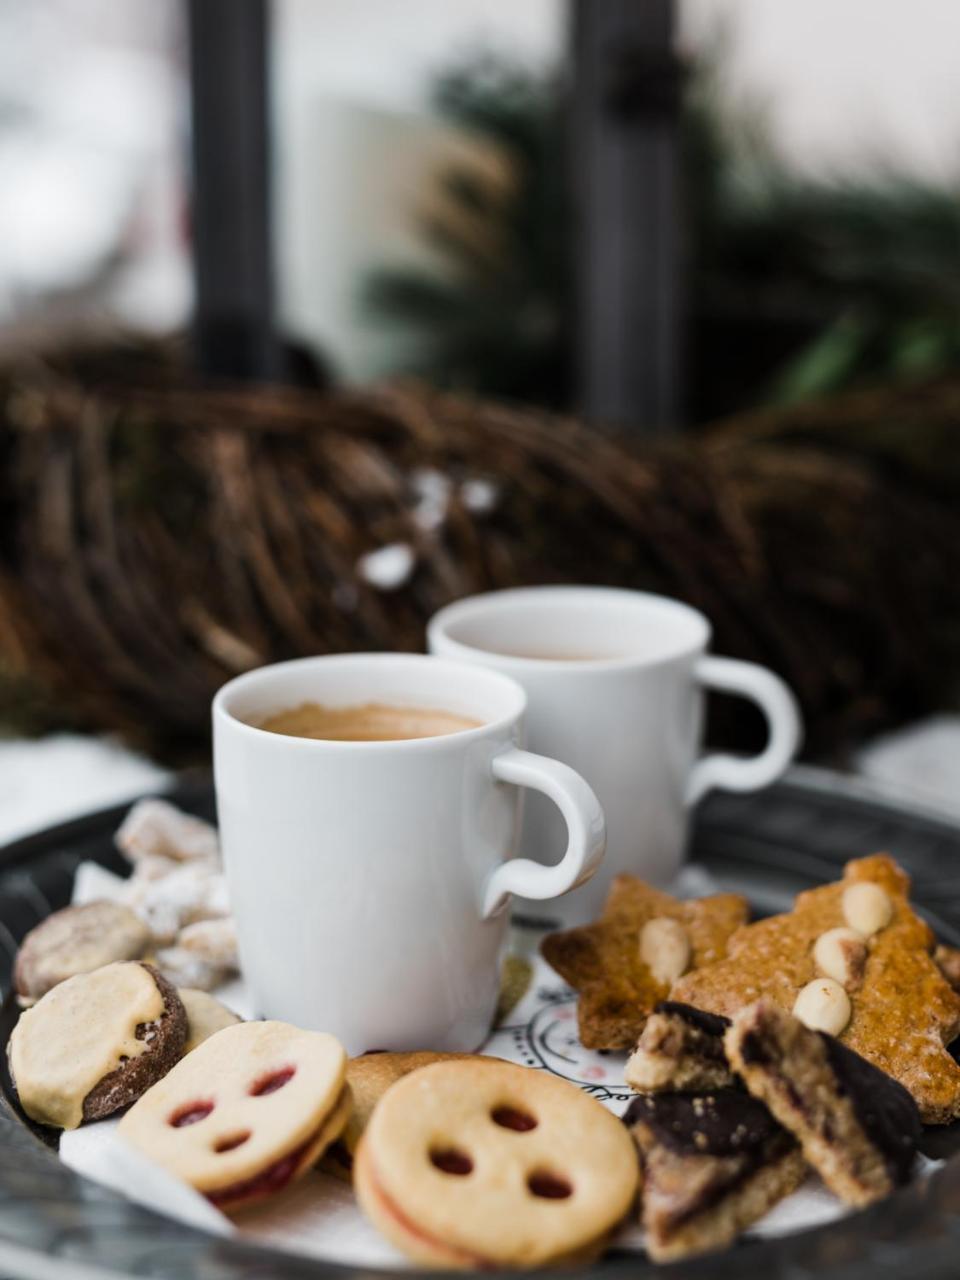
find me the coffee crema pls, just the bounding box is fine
[472,648,608,662]
[255,701,482,742]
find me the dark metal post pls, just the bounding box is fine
[571,0,682,431]
[187,0,279,380]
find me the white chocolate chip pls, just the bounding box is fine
[842,882,893,937]
[792,978,852,1036]
[813,927,867,990]
[640,917,691,986]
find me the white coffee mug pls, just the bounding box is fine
[213,653,604,1053]
[428,586,802,925]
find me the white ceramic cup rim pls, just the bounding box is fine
[212,651,528,752]
[427,585,712,673]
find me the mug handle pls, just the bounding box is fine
[685,656,802,808]
[481,747,606,919]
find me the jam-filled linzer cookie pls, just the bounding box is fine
[624,1088,806,1262]
[354,1058,639,1268]
[670,854,960,1122]
[726,1001,921,1206]
[15,901,152,1004]
[9,961,186,1128]
[541,875,748,1050]
[118,1021,350,1212]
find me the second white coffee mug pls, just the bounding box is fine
[428,586,802,925]
[213,653,604,1053]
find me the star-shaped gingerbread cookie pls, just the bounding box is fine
[540,876,749,1050]
[671,854,960,1123]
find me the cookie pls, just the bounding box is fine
[151,945,229,993]
[624,1002,734,1094]
[116,799,220,866]
[354,1058,639,1268]
[9,962,186,1129]
[120,861,230,946]
[118,1021,350,1212]
[179,989,241,1055]
[178,917,239,971]
[671,854,960,1122]
[624,1089,805,1262]
[14,900,151,1003]
[541,876,749,1050]
[321,1051,480,1180]
[725,1001,921,1206]
[935,944,960,993]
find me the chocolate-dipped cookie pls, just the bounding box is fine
[9,962,187,1128]
[725,1000,921,1205]
[624,1089,805,1261]
[625,1002,733,1094]
[15,901,151,1004]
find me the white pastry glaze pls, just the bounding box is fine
[10,962,164,1129]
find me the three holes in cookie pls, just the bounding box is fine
[250,1066,296,1096]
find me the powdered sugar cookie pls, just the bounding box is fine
[118,1021,350,1212]
[116,799,220,866]
[354,1058,639,1268]
[120,861,230,946]
[178,917,239,972]
[179,989,241,1054]
[151,946,229,993]
[14,901,151,1003]
[9,962,186,1129]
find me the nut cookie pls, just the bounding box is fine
[542,876,748,1050]
[320,1051,480,1180]
[624,1088,805,1262]
[119,1021,349,1212]
[671,855,960,1122]
[15,901,151,1004]
[9,962,186,1128]
[179,989,241,1055]
[354,1058,639,1268]
[725,1001,921,1206]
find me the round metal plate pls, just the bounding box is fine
[0,768,959,1278]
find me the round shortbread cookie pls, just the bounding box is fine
[118,1021,349,1211]
[15,901,151,1003]
[10,962,186,1128]
[355,1059,639,1268]
[179,989,241,1055]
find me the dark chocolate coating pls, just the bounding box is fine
[820,1033,921,1186]
[623,1088,784,1158]
[655,1002,731,1038]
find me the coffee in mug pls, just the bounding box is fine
[256,701,481,742]
[213,653,605,1052]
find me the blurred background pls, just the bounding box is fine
[1,0,959,832]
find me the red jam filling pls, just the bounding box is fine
[527,1171,573,1199]
[249,1066,296,1097]
[169,1101,215,1128]
[491,1106,538,1132]
[206,1135,313,1208]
